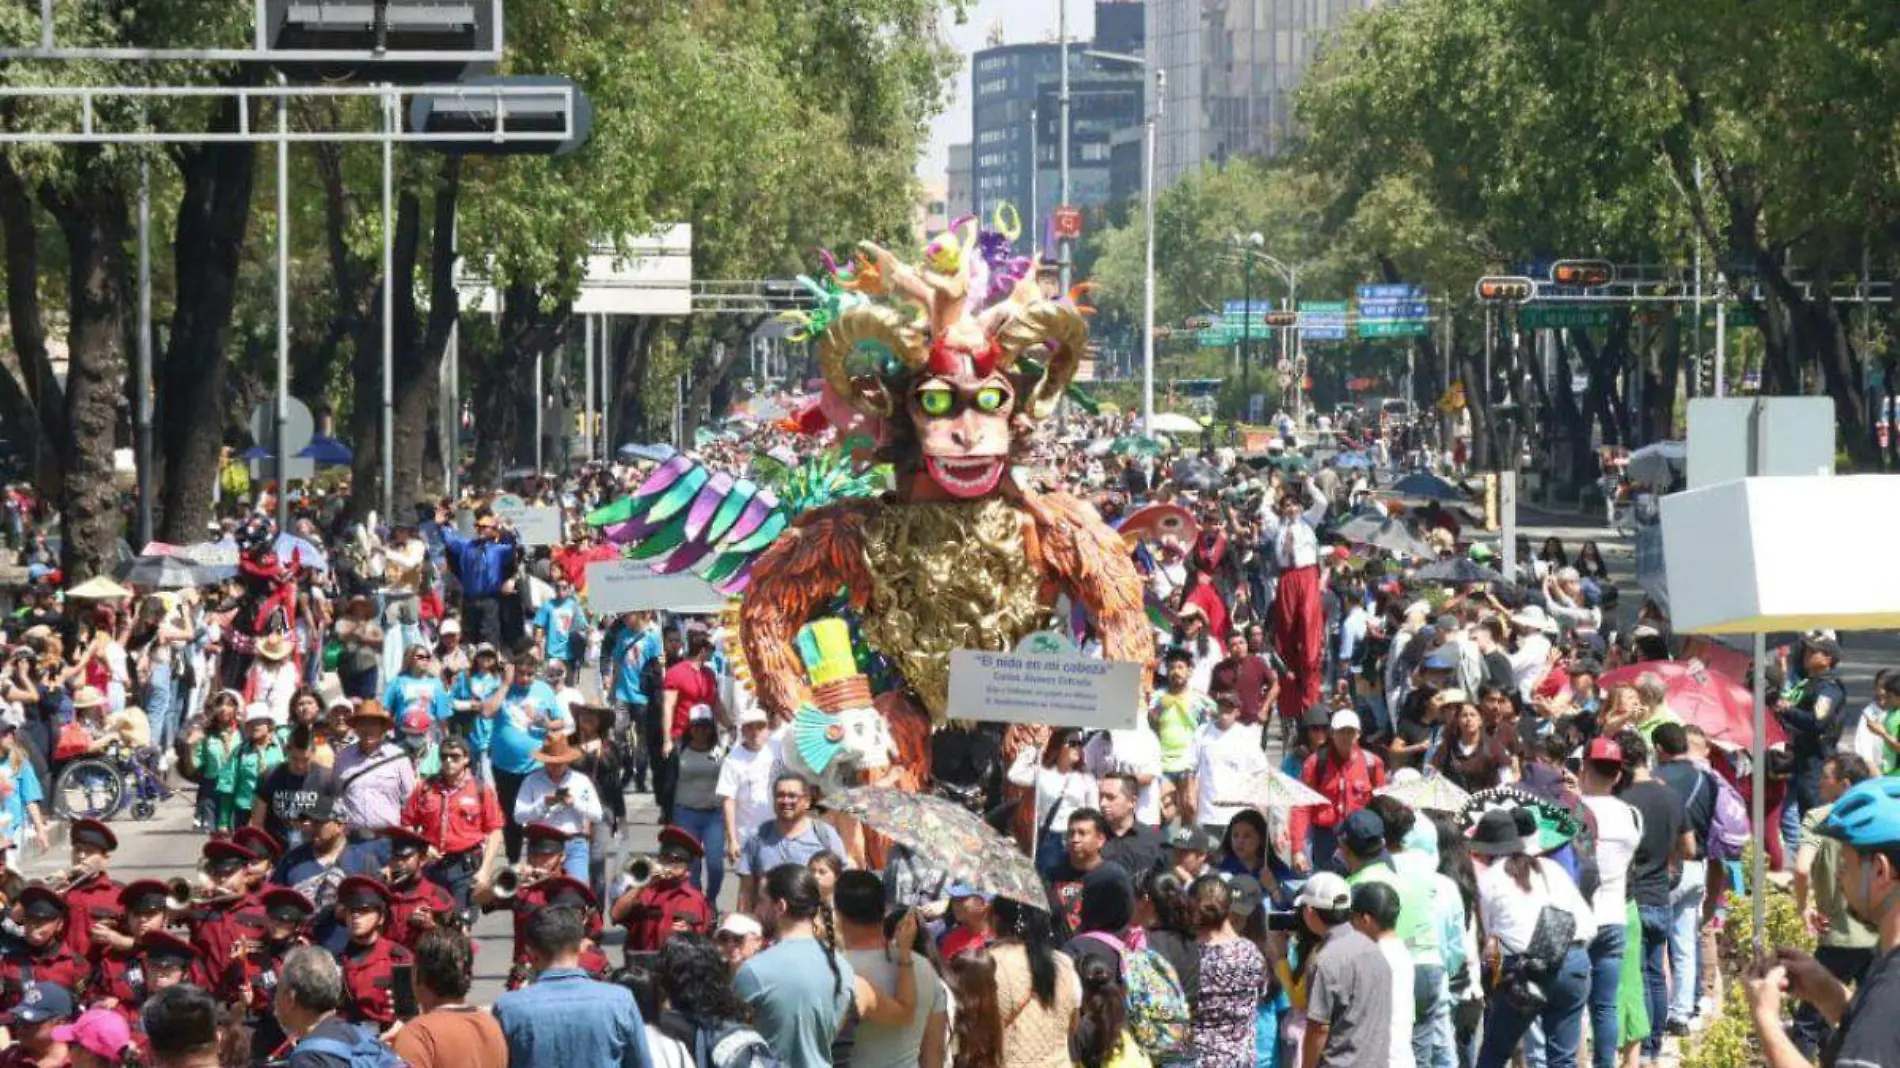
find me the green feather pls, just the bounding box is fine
[625,518,687,561]
[648,466,710,524]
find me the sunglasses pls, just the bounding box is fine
[442,751,469,762]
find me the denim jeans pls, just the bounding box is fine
[1585,923,1626,1068]
[1477,946,1591,1068]
[1667,860,1707,1025]
[1782,764,1823,859]
[1638,905,1672,1059]
[1413,963,1455,1068]
[562,834,590,884]
[674,804,727,902]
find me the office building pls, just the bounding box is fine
[1148,0,1386,188]
[946,142,973,218]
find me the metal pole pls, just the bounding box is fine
[275,76,289,531]
[583,314,596,462]
[1058,0,1070,294]
[1746,397,1768,954]
[134,153,153,547]
[1029,107,1038,250]
[1693,159,1704,397]
[381,87,396,521]
[601,317,612,453]
[444,319,458,496]
[1140,69,1161,437]
[1715,301,1727,398]
[534,351,545,473]
[1289,267,1302,422]
[1240,252,1253,386]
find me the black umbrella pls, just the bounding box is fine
[1385,472,1468,502]
[1171,460,1224,495]
[1332,514,1435,558]
[1412,557,1508,586]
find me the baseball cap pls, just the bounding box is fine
[716,913,763,939]
[1340,809,1386,857]
[738,705,768,727]
[687,703,715,724]
[1165,825,1216,852]
[439,619,461,636]
[8,981,73,1024]
[1301,704,1334,729]
[1423,646,1460,671]
[1294,872,1351,912]
[54,1009,131,1058]
[1330,708,1361,732]
[1584,737,1624,765]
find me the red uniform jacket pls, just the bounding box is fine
[508,882,603,967]
[0,938,90,1009]
[221,936,305,1015]
[618,879,713,954]
[89,946,212,1030]
[189,895,269,983]
[61,874,125,960]
[340,936,414,1028]
[1288,744,1388,852]
[386,878,457,951]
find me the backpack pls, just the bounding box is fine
[1706,768,1751,861]
[1078,932,1192,1063]
[295,1027,407,1068]
[693,1019,784,1068]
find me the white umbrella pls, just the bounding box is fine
[1626,440,1687,487]
[1375,769,1472,814]
[1148,412,1205,436]
[1221,765,1329,811]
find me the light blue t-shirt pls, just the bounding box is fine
[489,679,566,775]
[534,597,587,662]
[610,625,662,706]
[382,673,453,730]
[451,671,502,752]
[736,937,857,1068]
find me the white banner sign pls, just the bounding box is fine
[947,649,1143,730]
[584,559,728,615]
[471,495,563,546]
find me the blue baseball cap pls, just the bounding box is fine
[9,982,73,1024]
[1423,646,1460,671]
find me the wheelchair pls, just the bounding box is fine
[52,742,173,822]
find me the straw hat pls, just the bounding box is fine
[256,633,294,661]
[71,685,107,710]
[530,733,582,767]
[347,699,393,725]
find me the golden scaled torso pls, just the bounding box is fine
[856,496,1049,722]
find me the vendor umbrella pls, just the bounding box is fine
[1598,657,1783,753]
[1148,412,1205,436]
[66,575,134,600]
[1332,513,1434,558]
[1170,460,1224,495]
[617,442,677,464]
[1626,440,1686,487]
[114,554,215,590]
[295,435,353,466]
[1411,557,1507,586]
[272,533,329,574]
[822,786,1043,906]
[1108,434,1169,458]
[1383,472,1467,502]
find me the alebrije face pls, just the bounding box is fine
[908,361,1016,500]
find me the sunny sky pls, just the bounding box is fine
[920,0,1096,185]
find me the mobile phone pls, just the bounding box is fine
[1265,911,1303,933]
[392,963,419,1019]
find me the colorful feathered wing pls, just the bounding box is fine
[588,447,884,595]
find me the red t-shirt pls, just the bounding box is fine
[664,660,720,739]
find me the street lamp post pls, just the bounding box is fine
[1081,48,1161,435]
[1227,239,1302,420]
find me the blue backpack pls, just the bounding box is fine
[295,1027,407,1068]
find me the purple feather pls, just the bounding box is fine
[725,496,773,544]
[633,454,693,500]
[684,472,734,542]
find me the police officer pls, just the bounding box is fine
[227,887,314,1064]
[382,828,457,950]
[60,817,124,960]
[610,825,713,957]
[185,838,268,986]
[333,875,415,1033]
[0,886,88,1011]
[86,879,172,1027]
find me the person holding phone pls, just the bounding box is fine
[332,876,416,1036]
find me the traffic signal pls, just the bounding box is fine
[1265,311,1298,327]
[1184,315,1215,330]
[1550,260,1614,287]
[1475,276,1535,303]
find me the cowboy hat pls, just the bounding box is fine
[256,633,294,661]
[70,685,107,710]
[530,733,583,766]
[347,699,394,725]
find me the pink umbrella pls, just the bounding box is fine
[1599,657,1786,752]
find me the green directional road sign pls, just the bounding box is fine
[1299,300,1350,314]
[1357,320,1429,339]
[1517,305,1613,329]
[1687,305,1759,327]
[1197,328,1236,346]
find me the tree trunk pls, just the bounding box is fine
[0,154,67,495]
[389,158,461,511]
[611,316,661,445]
[44,166,131,580]
[158,99,258,543]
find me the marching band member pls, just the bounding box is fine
[382,828,457,950]
[609,825,713,957]
[0,886,90,1011]
[226,887,315,1064]
[60,818,123,960]
[333,875,415,1034]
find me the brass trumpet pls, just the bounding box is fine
[42,865,97,892]
[165,878,195,912]
[491,864,529,901]
[623,854,657,892]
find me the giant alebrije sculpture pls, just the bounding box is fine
[735,215,1156,780]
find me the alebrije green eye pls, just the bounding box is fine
[974,386,1007,413]
[917,386,954,416]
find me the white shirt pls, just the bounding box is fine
[1581,795,1643,928]
[1190,720,1267,828]
[1007,751,1100,833]
[1258,482,1328,569]
[1476,856,1597,954]
[1377,934,1417,1068]
[1851,700,1892,767]
[1085,725,1165,825]
[717,742,778,839]
[513,767,604,834]
[1509,633,1553,701]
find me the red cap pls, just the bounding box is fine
[657,826,704,859]
[522,822,572,850]
[118,880,170,913]
[70,818,117,853]
[538,876,597,912]
[202,839,257,868]
[336,876,392,911]
[136,930,199,964]
[1584,737,1623,765]
[231,827,283,864]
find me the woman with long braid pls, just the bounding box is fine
[736,863,860,1067]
